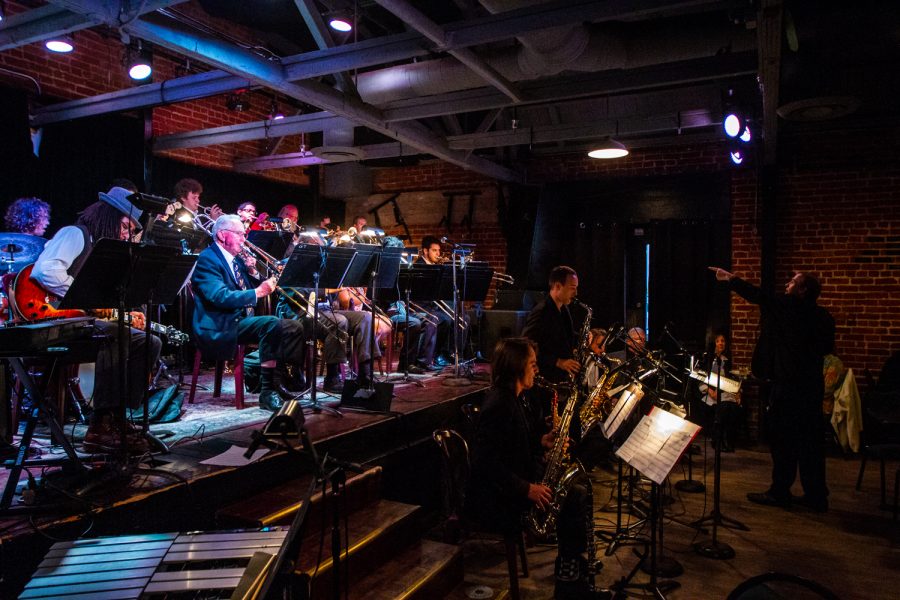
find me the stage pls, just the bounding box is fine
[0,363,488,598]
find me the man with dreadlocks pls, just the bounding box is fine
[32,186,162,454]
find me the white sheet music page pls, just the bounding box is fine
[602,383,644,439]
[615,407,701,484]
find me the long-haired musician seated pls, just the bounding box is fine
[466,337,608,599]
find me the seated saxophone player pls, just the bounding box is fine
[466,338,607,600]
[191,214,298,412]
[31,186,162,454]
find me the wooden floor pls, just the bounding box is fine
[457,439,900,600]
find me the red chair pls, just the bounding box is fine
[189,345,246,409]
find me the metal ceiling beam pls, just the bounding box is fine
[154,113,351,151]
[382,52,758,121]
[149,79,725,151]
[374,0,524,103]
[234,111,717,171]
[28,0,715,124]
[0,0,186,51]
[117,10,521,182]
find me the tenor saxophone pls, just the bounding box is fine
[526,378,583,541]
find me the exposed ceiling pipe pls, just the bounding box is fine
[357,11,755,105]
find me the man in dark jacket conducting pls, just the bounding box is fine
[710,267,835,512]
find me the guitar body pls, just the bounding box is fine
[12,263,86,322]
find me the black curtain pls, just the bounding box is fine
[0,87,42,213]
[525,174,731,350]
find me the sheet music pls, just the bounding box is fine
[615,408,701,484]
[602,383,644,440]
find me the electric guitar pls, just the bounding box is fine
[11,263,189,346]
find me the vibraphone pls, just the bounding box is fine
[19,527,290,599]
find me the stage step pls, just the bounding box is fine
[353,539,464,600]
[298,499,427,600]
[216,466,383,528]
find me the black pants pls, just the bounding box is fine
[237,315,281,364]
[94,320,162,411]
[767,383,828,502]
[557,470,593,558]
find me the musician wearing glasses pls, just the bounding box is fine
[31,186,161,454]
[191,214,288,412]
[236,202,257,232]
[466,338,607,599]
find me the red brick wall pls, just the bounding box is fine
[0,1,308,186]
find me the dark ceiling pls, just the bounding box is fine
[2,0,898,182]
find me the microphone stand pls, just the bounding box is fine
[443,248,471,387]
[675,352,704,494]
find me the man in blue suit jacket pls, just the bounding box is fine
[191,214,286,411]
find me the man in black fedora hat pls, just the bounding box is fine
[32,186,162,454]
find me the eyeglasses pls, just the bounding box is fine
[224,229,247,237]
[240,208,257,213]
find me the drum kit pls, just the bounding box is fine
[0,232,47,324]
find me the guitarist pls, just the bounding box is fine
[31,186,162,454]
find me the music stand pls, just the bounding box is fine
[60,239,179,458]
[279,244,356,415]
[248,231,289,265]
[612,408,701,599]
[690,360,748,559]
[387,262,442,386]
[135,253,196,452]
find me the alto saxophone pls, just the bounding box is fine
[578,353,623,437]
[526,378,583,540]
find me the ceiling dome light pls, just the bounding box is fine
[329,17,353,32]
[588,138,629,159]
[45,36,74,53]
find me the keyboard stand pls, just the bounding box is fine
[0,349,88,512]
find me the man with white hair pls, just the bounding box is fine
[191,214,289,412]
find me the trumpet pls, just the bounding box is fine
[238,240,349,345]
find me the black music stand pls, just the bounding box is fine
[438,258,493,385]
[279,244,356,416]
[691,359,748,560]
[135,253,196,453]
[386,261,441,386]
[60,239,179,459]
[612,408,700,599]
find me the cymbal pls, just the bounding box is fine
[0,232,47,273]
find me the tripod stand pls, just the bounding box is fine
[386,288,424,388]
[691,357,748,559]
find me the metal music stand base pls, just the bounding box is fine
[387,373,424,388]
[640,555,684,579]
[692,538,735,560]
[674,479,705,493]
[690,509,750,532]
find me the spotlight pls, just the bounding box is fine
[588,138,629,159]
[127,42,152,81]
[739,126,752,143]
[0,2,6,22]
[45,35,74,53]
[723,112,746,138]
[729,149,744,165]
[329,17,353,32]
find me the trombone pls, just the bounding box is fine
[240,238,349,345]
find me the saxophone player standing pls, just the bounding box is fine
[522,266,581,385]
